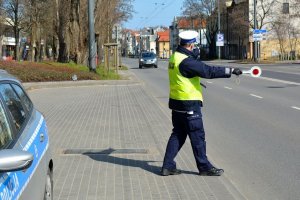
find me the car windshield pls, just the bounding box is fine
[141,52,155,58]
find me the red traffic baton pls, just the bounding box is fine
[242,66,262,77]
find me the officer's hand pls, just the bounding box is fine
[232,68,243,75]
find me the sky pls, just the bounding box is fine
[123,0,184,30]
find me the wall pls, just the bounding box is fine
[260,39,300,60]
[158,42,170,58]
[248,0,300,60]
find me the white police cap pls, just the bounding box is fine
[179,30,198,44]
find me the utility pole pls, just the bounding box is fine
[139,32,142,54]
[218,0,221,60]
[115,25,119,67]
[88,0,96,72]
[254,0,257,62]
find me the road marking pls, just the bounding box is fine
[250,94,263,99]
[206,81,213,84]
[224,86,232,90]
[264,68,300,76]
[255,76,300,86]
[291,106,300,111]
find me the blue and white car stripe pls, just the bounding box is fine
[0,115,49,200]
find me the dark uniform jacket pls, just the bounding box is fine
[169,45,232,111]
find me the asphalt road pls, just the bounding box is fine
[122,57,300,200]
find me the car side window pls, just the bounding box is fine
[11,84,33,112]
[0,103,13,149]
[0,84,26,131]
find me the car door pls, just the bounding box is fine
[0,82,48,200]
[0,93,17,198]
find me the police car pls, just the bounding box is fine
[0,70,53,200]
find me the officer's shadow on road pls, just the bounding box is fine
[83,148,198,176]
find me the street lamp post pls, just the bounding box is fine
[139,33,142,54]
[254,0,257,62]
[218,0,221,60]
[88,0,96,72]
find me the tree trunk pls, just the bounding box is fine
[68,0,81,63]
[51,0,59,60]
[31,23,37,62]
[57,1,70,63]
[58,42,69,62]
[14,27,20,61]
[57,0,84,63]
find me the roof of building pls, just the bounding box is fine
[176,17,206,29]
[226,0,247,7]
[157,30,170,42]
[0,69,21,84]
[0,17,14,26]
[121,29,139,37]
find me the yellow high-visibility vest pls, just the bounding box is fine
[168,52,203,101]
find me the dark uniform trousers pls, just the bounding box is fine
[162,107,213,172]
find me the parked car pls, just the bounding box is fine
[0,70,53,200]
[139,52,158,68]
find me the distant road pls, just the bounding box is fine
[156,58,300,84]
[254,65,300,84]
[122,57,300,200]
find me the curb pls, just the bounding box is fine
[23,70,141,91]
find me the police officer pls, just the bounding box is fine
[161,30,242,176]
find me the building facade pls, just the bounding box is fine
[224,0,300,60]
[121,27,168,57]
[0,19,16,60]
[121,30,139,57]
[169,16,207,55]
[156,30,170,59]
[255,0,300,60]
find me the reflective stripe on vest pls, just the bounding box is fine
[168,52,203,101]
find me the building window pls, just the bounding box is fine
[283,3,289,14]
[4,32,14,38]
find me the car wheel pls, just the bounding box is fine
[154,65,158,68]
[139,65,142,69]
[44,168,53,200]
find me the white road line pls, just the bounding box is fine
[291,106,300,111]
[206,81,213,84]
[264,69,300,76]
[256,76,300,86]
[224,86,232,90]
[250,94,263,99]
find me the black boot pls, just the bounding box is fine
[199,167,224,176]
[161,168,182,176]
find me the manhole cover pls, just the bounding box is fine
[62,148,149,155]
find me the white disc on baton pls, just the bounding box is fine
[242,66,262,77]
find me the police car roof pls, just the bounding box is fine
[0,70,21,84]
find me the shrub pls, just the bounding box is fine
[0,61,122,82]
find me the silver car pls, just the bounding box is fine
[139,52,158,68]
[0,70,53,200]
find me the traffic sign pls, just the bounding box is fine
[253,34,263,41]
[216,33,224,46]
[253,29,267,41]
[253,29,267,34]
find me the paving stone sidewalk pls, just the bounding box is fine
[26,71,245,200]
